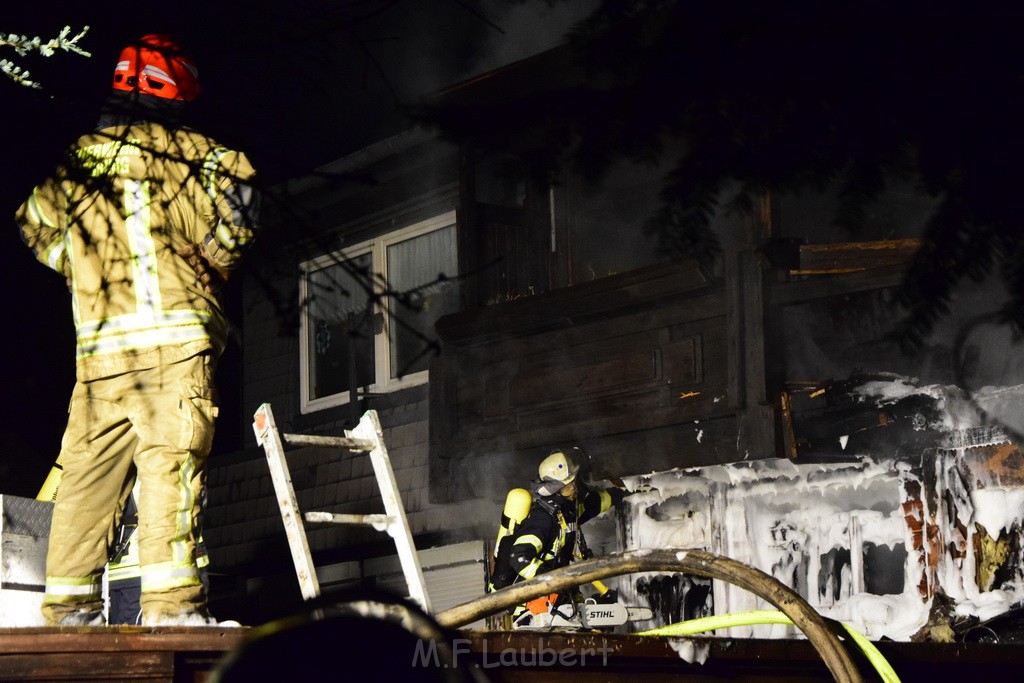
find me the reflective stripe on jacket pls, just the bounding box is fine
[17,122,257,381]
[508,486,624,582]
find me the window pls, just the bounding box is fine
[468,153,672,306]
[299,211,458,413]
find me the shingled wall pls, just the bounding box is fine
[203,399,495,577]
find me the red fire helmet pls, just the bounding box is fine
[111,34,201,101]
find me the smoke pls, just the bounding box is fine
[300,0,590,225]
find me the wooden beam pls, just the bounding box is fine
[0,626,245,682]
[792,238,923,274]
[759,238,922,275]
[769,264,909,307]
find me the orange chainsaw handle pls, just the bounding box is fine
[525,593,559,615]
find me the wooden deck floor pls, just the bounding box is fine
[449,632,1024,682]
[0,626,247,682]
[3,626,1023,682]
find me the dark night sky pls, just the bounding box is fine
[0,1,592,496]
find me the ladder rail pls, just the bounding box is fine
[252,404,320,601]
[348,410,432,613]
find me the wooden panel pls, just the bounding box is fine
[437,260,715,344]
[447,320,726,447]
[0,627,246,683]
[508,348,659,406]
[429,261,744,502]
[0,652,171,680]
[663,336,702,385]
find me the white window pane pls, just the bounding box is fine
[305,252,376,399]
[387,224,458,377]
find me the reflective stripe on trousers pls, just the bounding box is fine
[42,353,217,625]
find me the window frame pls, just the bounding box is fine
[299,210,457,414]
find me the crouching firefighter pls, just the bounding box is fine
[488,447,626,628]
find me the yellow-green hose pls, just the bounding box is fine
[637,609,900,683]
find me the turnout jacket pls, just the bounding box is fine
[508,485,625,583]
[17,121,257,381]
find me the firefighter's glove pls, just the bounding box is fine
[509,549,533,574]
[489,571,515,592]
[177,243,227,294]
[224,183,260,230]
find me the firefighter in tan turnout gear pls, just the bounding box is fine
[16,35,258,626]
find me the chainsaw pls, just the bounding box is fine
[513,584,654,631]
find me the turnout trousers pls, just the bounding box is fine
[42,353,217,625]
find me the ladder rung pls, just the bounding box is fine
[304,511,394,532]
[283,433,375,451]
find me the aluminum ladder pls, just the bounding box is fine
[252,403,431,612]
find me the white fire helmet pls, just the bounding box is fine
[538,449,580,489]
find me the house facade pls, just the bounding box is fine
[200,46,1022,629]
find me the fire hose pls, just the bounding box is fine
[435,548,864,683]
[637,610,899,683]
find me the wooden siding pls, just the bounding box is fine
[428,258,774,502]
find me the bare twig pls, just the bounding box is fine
[1,25,91,89]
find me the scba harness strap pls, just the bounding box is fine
[532,494,590,563]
